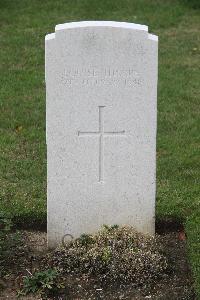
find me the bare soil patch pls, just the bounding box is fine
[0,228,195,299]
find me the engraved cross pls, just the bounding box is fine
[78,106,125,182]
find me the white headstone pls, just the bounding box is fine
[45,21,158,248]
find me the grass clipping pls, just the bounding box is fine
[47,226,168,286]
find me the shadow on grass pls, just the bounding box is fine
[12,213,47,232]
[181,0,200,9]
[12,213,185,235]
[156,217,184,234]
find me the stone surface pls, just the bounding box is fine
[45,21,158,248]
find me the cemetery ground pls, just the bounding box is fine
[0,0,199,298]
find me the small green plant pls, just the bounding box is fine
[101,246,112,263]
[78,233,94,246]
[0,212,12,232]
[20,268,63,297]
[102,224,119,232]
[0,213,24,278]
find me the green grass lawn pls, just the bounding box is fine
[0,0,200,296]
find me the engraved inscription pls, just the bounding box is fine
[78,106,125,182]
[60,66,143,87]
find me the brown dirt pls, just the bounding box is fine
[0,230,196,300]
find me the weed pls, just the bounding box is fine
[19,268,64,298]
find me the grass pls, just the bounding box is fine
[0,0,199,297]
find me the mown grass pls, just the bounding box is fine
[0,0,199,296]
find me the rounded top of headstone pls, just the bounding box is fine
[45,21,158,42]
[55,21,148,32]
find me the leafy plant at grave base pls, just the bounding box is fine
[78,233,94,246]
[45,226,168,286]
[103,224,119,231]
[19,268,64,298]
[101,246,112,263]
[0,212,26,280]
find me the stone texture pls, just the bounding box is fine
[45,21,158,248]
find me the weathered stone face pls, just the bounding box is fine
[45,21,158,248]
